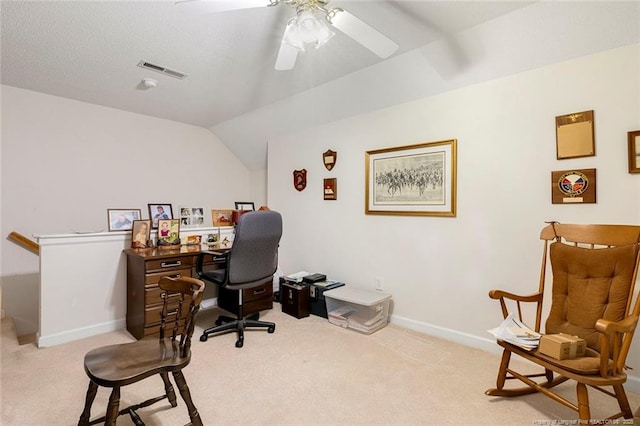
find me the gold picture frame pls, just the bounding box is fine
[628,130,640,174]
[365,139,457,217]
[211,209,233,227]
[555,110,595,160]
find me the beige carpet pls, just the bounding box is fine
[2,306,639,425]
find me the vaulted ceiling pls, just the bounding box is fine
[2,1,639,170]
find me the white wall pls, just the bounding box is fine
[1,85,263,333]
[268,45,640,387]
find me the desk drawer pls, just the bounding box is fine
[144,268,192,285]
[144,299,191,324]
[145,257,194,272]
[244,281,272,302]
[145,284,194,306]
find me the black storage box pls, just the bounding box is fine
[309,281,345,318]
[280,282,310,319]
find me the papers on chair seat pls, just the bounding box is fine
[488,313,541,351]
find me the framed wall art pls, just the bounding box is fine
[365,139,457,217]
[324,178,337,200]
[551,168,596,204]
[555,110,595,160]
[212,209,233,227]
[107,209,141,231]
[148,203,173,229]
[628,130,640,174]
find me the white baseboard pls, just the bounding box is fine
[389,314,640,394]
[36,319,126,348]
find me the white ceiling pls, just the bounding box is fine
[2,1,639,170]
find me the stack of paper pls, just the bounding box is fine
[488,313,541,351]
[283,271,310,283]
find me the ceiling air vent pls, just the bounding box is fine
[137,61,187,80]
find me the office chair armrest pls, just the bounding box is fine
[195,250,228,279]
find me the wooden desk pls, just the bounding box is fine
[124,246,225,339]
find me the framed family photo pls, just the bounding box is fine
[212,209,233,226]
[148,203,173,229]
[157,219,180,245]
[131,220,151,248]
[180,206,205,227]
[107,209,141,231]
[365,139,457,217]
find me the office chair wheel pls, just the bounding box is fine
[235,338,244,348]
[268,325,275,333]
[199,334,208,342]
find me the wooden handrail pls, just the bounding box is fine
[8,232,39,255]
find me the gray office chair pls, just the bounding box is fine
[196,210,282,348]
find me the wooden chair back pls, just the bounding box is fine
[157,276,205,356]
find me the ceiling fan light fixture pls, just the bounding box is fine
[283,10,334,52]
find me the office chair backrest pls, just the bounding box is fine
[226,210,283,288]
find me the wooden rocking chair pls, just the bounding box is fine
[485,222,640,421]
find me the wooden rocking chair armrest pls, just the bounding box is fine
[595,316,638,335]
[594,316,638,377]
[488,290,543,303]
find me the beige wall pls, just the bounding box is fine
[268,44,640,389]
[0,86,260,333]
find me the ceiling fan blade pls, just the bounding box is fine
[275,41,298,70]
[329,9,398,59]
[175,0,269,15]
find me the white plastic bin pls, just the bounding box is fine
[324,287,391,334]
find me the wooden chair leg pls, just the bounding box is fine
[78,381,98,426]
[613,384,633,418]
[105,387,121,426]
[160,372,178,407]
[576,382,590,421]
[496,349,511,390]
[172,371,203,426]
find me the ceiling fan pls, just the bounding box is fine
[175,0,399,70]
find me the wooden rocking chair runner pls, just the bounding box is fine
[78,276,205,426]
[485,223,640,421]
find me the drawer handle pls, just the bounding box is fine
[213,256,226,262]
[160,261,181,268]
[252,288,266,295]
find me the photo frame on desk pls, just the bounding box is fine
[148,203,173,229]
[107,209,141,231]
[157,219,180,245]
[131,220,151,248]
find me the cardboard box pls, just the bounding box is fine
[539,333,586,360]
